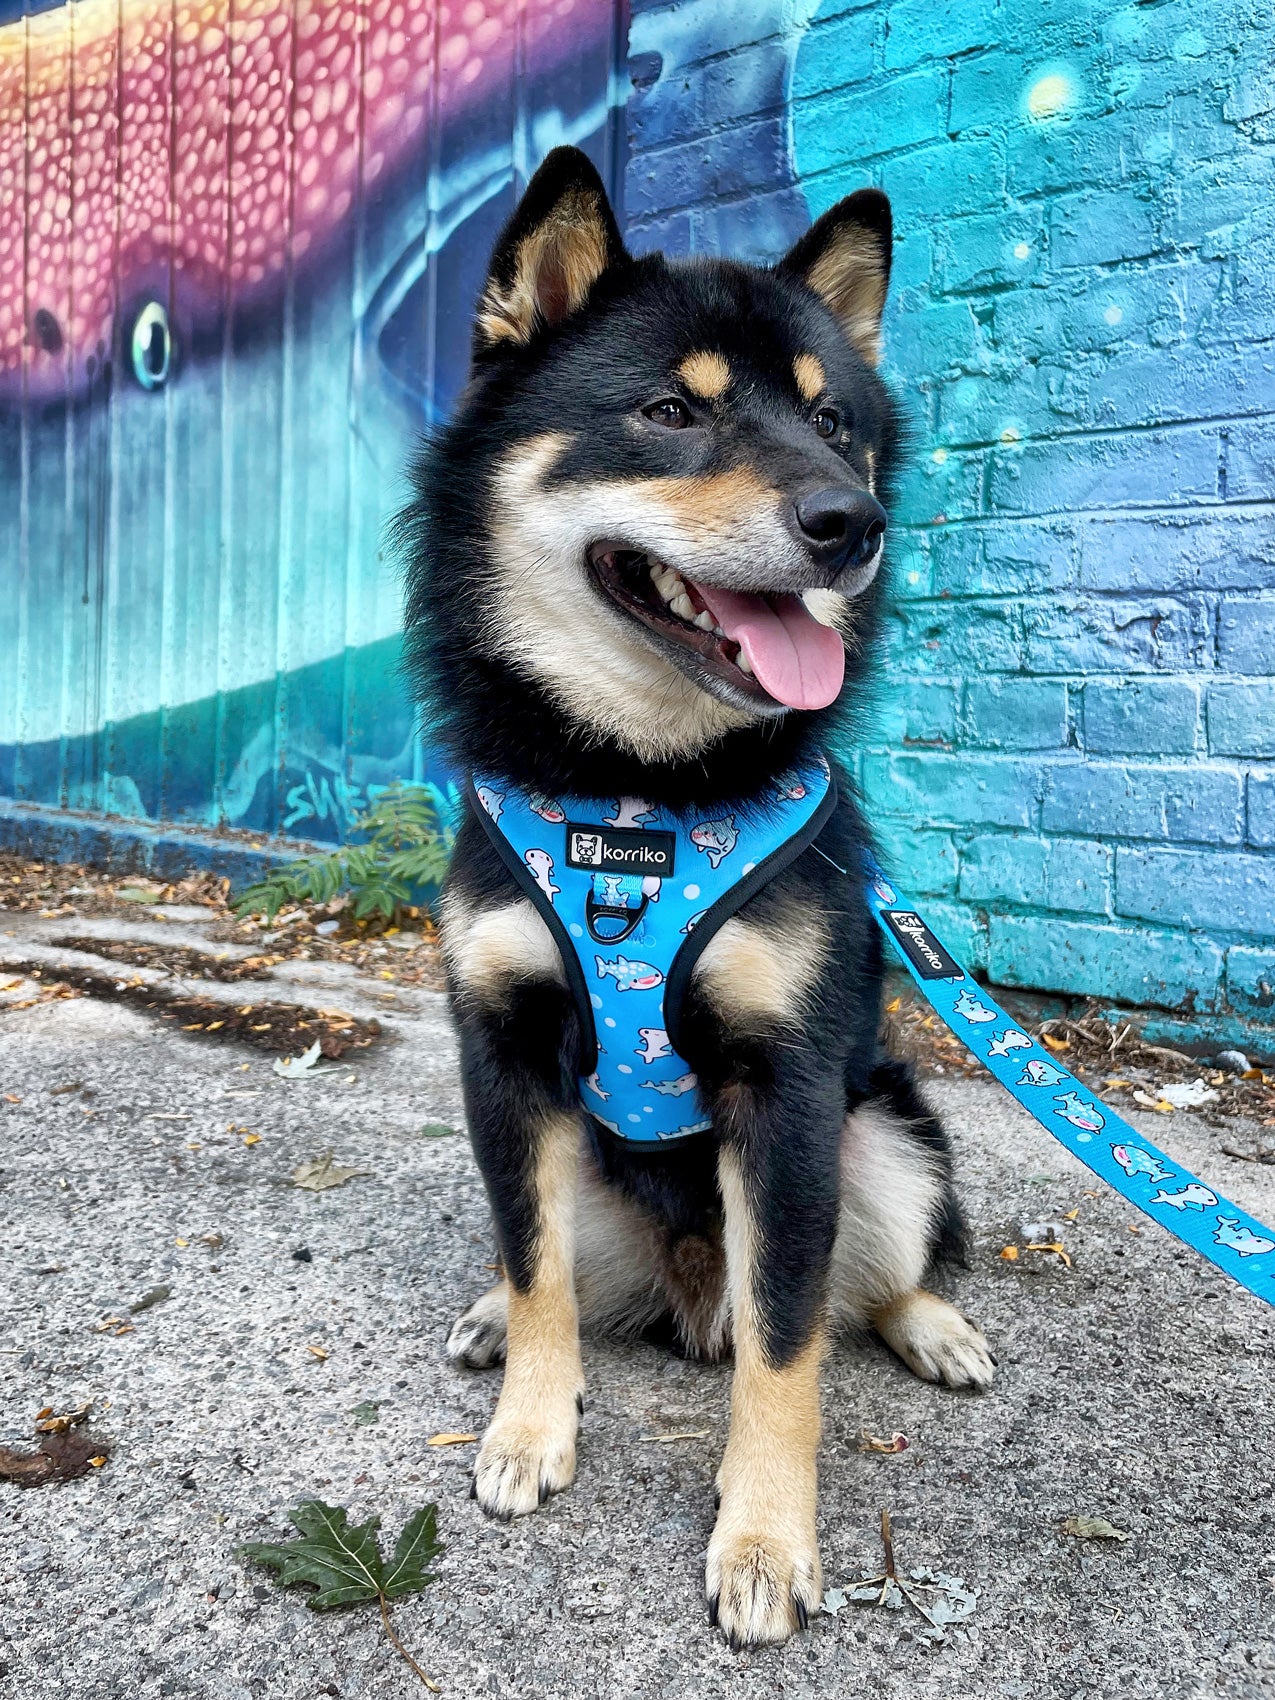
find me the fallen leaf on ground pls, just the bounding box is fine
[834,1509,978,1642]
[307,1344,330,1362]
[999,1245,1019,1261]
[292,1152,372,1192]
[858,1430,910,1454]
[425,1433,478,1447]
[350,1401,381,1426]
[822,1586,849,1616]
[94,1317,136,1337]
[1063,1515,1128,1542]
[1160,1078,1219,1109]
[243,1132,262,1147]
[130,1284,172,1314]
[1132,1088,1174,1113]
[34,1399,94,1434]
[419,1123,458,1139]
[274,1041,337,1080]
[240,1500,442,1691]
[1026,1241,1073,1268]
[0,1430,111,1487]
[1041,1034,1070,1053]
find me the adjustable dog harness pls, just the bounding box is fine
[468,758,837,1144]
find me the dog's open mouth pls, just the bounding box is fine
[586,545,847,711]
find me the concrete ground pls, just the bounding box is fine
[1,907,1273,1700]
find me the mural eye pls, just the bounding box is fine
[130,301,172,391]
[644,397,691,429]
[812,407,839,439]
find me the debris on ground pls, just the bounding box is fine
[0,1408,112,1487]
[825,1509,978,1642]
[1062,1515,1128,1542]
[129,1284,173,1314]
[858,1431,910,1454]
[292,1153,372,1192]
[240,1500,443,1691]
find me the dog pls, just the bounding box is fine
[397,145,994,1650]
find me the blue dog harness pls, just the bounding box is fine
[468,758,837,1144]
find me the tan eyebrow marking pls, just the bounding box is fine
[793,352,825,402]
[676,350,731,400]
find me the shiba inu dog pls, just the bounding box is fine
[397,146,993,1649]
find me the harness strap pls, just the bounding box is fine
[864,860,1275,1309]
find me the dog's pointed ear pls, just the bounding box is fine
[778,190,892,367]
[475,147,628,353]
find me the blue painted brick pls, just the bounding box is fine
[1218,599,1275,673]
[1209,683,1275,758]
[1222,418,1275,502]
[886,299,987,384]
[960,833,1110,914]
[914,898,989,972]
[1084,681,1200,756]
[1116,846,1275,936]
[881,0,1001,69]
[794,10,878,98]
[796,66,947,173]
[1226,946,1275,1016]
[874,823,959,895]
[886,599,1022,675]
[691,189,807,264]
[1043,762,1244,845]
[1078,512,1275,595]
[625,116,791,217]
[863,751,1041,829]
[1251,771,1275,848]
[627,209,694,257]
[1050,188,1161,268]
[934,208,1046,297]
[891,451,985,526]
[948,51,1028,136]
[964,679,1069,749]
[934,522,1075,596]
[873,680,960,745]
[989,427,1219,517]
[988,913,1224,1011]
[880,138,1008,220]
[1007,113,1141,198]
[1022,598,1207,676]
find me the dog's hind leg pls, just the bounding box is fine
[832,1058,995,1391]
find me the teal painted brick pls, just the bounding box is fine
[1084,681,1200,756]
[863,751,1041,829]
[1043,762,1244,845]
[890,451,984,525]
[1050,187,1161,268]
[914,898,989,972]
[1116,846,1275,936]
[934,208,1047,296]
[794,10,878,98]
[990,261,1211,363]
[1007,113,1143,198]
[1209,683,1275,758]
[873,680,960,745]
[1078,512,1275,594]
[932,522,1075,596]
[1226,946,1275,1015]
[874,823,959,895]
[948,51,1028,136]
[795,66,947,173]
[880,138,1007,219]
[964,679,1069,749]
[881,0,1002,69]
[960,832,1110,914]
[886,299,988,383]
[886,599,1022,675]
[988,427,1220,517]
[1251,772,1275,848]
[1022,598,1207,676]
[1218,599,1275,673]
[988,913,1224,1011]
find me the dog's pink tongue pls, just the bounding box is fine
[692,585,845,710]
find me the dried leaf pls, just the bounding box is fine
[1041,1034,1070,1053]
[0,1430,111,1487]
[130,1284,172,1314]
[1026,1241,1073,1267]
[858,1430,910,1454]
[425,1433,478,1447]
[274,1041,336,1080]
[821,1586,849,1616]
[350,1401,381,1427]
[34,1400,93,1435]
[999,1245,1019,1261]
[307,1343,330,1362]
[1063,1515,1127,1542]
[292,1152,372,1192]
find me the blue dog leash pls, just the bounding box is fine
[863,863,1275,1309]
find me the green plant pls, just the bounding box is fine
[235,780,459,923]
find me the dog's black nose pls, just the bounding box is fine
[791,487,887,578]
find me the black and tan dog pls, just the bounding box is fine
[398,146,993,1650]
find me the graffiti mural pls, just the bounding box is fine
[0,0,626,839]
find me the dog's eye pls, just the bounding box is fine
[812,408,839,439]
[644,397,692,429]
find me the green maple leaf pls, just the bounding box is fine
[241,1500,442,1610]
[240,1501,443,1691]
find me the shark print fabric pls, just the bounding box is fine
[469,761,836,1143]
[864,857,1275,1310]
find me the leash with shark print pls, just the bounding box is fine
[863,862,1275,1309]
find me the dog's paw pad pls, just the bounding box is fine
[879,1291,995,1391]
[446,1295,508,1370]
[706,1530,820,1649]
[471,1414,577,1520]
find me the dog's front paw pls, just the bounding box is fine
[471,1403,579,1520]
[874,1288,996,1391]
[446,1284,509,1369]
[706,1521,821,1649]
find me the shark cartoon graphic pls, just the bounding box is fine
[642,1072,698,1096]
[870,876,897,905]
[1052,1092,1106,1133]
[1152,1183,1219,1212]
[641,874,663,902]
[605,798,658,828]
[681,909,708,935]
[987,1028,1033,1059]
[953,989,997,1024]
[595,954,663,992]
[636,1028,672,1063]
[590,1114,624,1137]
[524,849,560,902]
[596,873,634,908]
[690,814,738,869]
[1017,1058,1068,1088]
[583,1072,610,1101]
[772,771,808,802]
[475,785,504,822]
[1213,1216,1275,1257]
[1110,1143,1175,1183]
[528,792,566,824]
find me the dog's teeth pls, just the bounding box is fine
[671,594,695,621]
[713,624,725,638]
[694,611,715,632]
[737,651,754,676]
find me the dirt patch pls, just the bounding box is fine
[50,935,273,983]
[0,960,382,1057]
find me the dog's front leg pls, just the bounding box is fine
[458,1014,585,1520]
[708,1098,839,1648]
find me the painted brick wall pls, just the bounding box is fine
[627,0,1275,1044]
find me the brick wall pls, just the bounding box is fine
[627,0,1275,1046]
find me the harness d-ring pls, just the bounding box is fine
[585,889,650,944]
